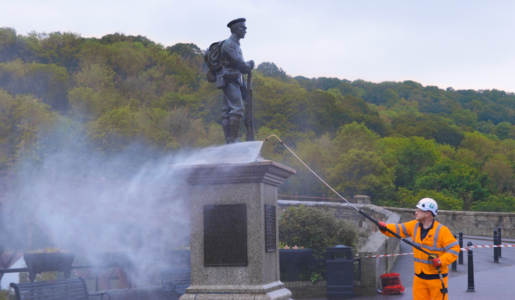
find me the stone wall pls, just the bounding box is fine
[277,201,401,296]
[384,207,515,239]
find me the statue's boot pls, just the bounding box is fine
[222,117,231,144]
[229,115,242,143]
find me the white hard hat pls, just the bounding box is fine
[416,198,438,216]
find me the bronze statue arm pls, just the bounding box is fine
[224,43,253,74]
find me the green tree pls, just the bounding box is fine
[25,31,84,72]
[0,60,71,111]
[256,62,288,80]
[460,131,497,161]
[0,92,58,167]
[86,106,139,153]
[333,122,379,154]
[471,194,515,212]
[380,89,400,107]
[280,137,332,196]
[414,158,489,210]
[68,63,121,121]
[395,188,463,210]
[482,155,513,192]
[380,136,439,189]
[166,43,203,61]
[493,122,513,140]
[328,149,395,203]
[452,108,477,128]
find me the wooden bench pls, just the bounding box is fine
[160,267,191,300]
[10,277,111,300]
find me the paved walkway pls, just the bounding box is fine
[305,235,515,299]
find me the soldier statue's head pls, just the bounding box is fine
[227,18,247,39]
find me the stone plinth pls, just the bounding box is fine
[178,161,296,300]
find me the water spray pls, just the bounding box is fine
[263,134,447,299]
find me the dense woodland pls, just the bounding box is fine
[2,28,515,212]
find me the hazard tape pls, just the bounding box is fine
[462,244,515,251]
[358,244,515,258]
[359,252,414,258]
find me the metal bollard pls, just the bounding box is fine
[498,226,502,258]
[494,229,499,263]
[467,241,475,292]
[459,231,463,264]
[452,234,458,271]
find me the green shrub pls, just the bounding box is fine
[0,289,15,300]
[279,205,357,258]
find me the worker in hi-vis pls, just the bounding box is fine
[378,198,460,300]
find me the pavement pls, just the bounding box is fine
[304,235,515,299]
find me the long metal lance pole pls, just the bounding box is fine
[263,134,438,258]
[264,134,447,300]
[264,135,358,210]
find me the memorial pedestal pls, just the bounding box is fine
[178,161,295,300]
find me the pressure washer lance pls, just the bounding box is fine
[264,134,448,300]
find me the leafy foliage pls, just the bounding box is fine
[3,27,515,211]
[278,205,357,258]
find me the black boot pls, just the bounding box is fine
[222,117,231,144]
[229,115,242,143]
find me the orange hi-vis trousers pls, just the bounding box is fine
[413,275,448,300]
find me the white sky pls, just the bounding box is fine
[2,0,515,92]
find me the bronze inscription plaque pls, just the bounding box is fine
[204,204,247,266]
[265,204,276,252]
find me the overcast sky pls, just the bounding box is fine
[2,0,515,92]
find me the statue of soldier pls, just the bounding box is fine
[220,18,255,143]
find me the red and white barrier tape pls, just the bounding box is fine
[358,244,515,258]
[359,252,414,258]
[462,244,515,251]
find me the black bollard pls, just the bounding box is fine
[467,241,475,292]
[498,226,502,258]
[494,229,499,263]
[452,234,458,271]
[459,231,463,264]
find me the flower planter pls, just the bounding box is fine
[23,253,75,282]
[279,249,313,282]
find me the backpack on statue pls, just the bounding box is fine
[204,40,225,83]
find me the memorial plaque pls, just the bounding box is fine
[204,204,247,266]
[265,205,276,252]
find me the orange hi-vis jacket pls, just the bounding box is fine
[381,220,460,275]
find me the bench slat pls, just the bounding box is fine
[18,290,86,300]
[160,267,191,295]
[11,278,95,300]
[16,279,83,288]
[18,284,84,291]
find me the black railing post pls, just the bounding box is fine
[452,234,458,271]
[494,229,499,263]
[498,226,502,258]
[459,231,463,264]
[467,241,475,292]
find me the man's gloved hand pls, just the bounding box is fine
[432,257,442,268]
[378,221,387,231]
[248,60,255,69]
